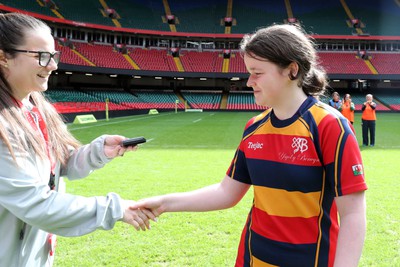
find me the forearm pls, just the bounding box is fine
[163,185,227,212]
[62,135,111,179]
[334,211,366,266]
[162,176,250,212]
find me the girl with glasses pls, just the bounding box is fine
[0,13,155,266]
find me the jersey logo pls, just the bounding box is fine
[292,137,308,154]
[352,164,363,175]
[248,141,263,150]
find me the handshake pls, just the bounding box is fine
[121,197,163,231]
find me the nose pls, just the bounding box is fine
[46,58,58,71]
[246,74,254,87]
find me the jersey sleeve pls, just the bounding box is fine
[226,116,258,184]
[226,142,252,184]
[319,115,367,196]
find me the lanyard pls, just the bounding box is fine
[15,98,56,189]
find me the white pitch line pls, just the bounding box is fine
[68,112,173,131]
[193,118,202,123]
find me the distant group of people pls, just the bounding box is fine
[329,91,376,146]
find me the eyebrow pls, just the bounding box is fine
[247,67,263,72]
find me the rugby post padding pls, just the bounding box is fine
[73,114,97,124]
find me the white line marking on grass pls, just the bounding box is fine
[68,113,173,131]
[193,119,202,123]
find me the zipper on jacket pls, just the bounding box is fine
[19,223,27,240]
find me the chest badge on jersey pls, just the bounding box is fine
[292,137,308,154]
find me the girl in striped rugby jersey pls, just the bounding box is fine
[132,24,367,267]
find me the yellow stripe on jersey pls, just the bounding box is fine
[252,255,279,267]
[253,119,315,137]
[310,103,335,124]
[334,118,345,196]
[254,186,321,218]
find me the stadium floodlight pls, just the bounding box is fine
[133,76,141,79]
[85,73,93,76]
[230,77,240,81]
[383,80,391,83]
[177,77,184,80]
[200,78,207,81]
[155,77,162,80]
[110,74,117,78]
[65,71,73,75]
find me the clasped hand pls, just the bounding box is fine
[122,200,158,231]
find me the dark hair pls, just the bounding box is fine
[240,24,327,97]
[0,12,50,56]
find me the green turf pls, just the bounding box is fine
[54,111,400,266]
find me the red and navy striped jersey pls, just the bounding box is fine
[227,96,367,267]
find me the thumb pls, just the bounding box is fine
[129,201,145,210]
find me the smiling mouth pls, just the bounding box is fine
[37,74,49,78]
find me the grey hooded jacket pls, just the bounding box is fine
[0,135,125,267]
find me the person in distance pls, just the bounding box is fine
[0,13,155,267]
[361,94,377,146]
[338,93,355,124]
[131,24,367,267]
[328,91,342,110]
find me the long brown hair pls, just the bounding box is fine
[0,13,80,165]
[240,24,327,97]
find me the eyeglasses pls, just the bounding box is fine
[7,49,61,67]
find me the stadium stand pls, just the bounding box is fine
[55,42,400,76]
[180,51,224,72]
[0,0,56,18]
[226,92,264,110]
[46,89,185,112]
[344,0,400,36]
[1,0,399,36]
[53,0,115,26]
[100,0,168,31]
[128,48,178,71]
[375,94,400,111]
[229,52,247,73]
[318,52,373,74]
[166,0,226,33]
[55,42,92,66]
[231,0,287,34]
[1,1,398,116]
[181,91,222,109]
[369,53,400,75]
[72,42,134,69]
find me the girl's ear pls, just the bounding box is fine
[287,62,299,80]
[0,50,9,67]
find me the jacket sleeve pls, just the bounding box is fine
[60,135,112,180]
[0,137,124,237]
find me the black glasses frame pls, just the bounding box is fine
[6,49,61,67]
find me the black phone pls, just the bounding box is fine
[120,137,146,147]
